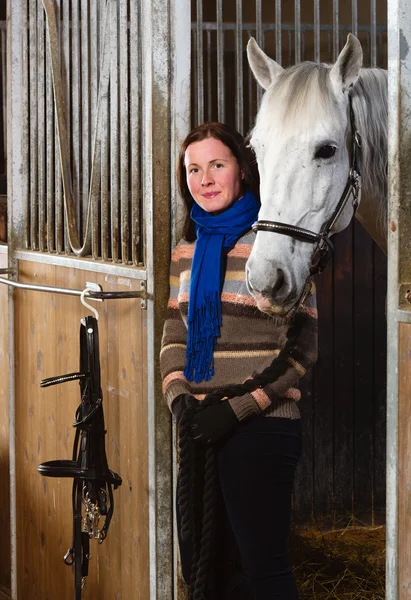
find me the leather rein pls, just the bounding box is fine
[252,94,361,277]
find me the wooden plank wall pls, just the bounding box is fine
[0,251,10,597]
[14,261,149,599]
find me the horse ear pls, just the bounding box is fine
[247,37,284,90]
[330,33,363,94]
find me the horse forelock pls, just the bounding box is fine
[251,62,339,141]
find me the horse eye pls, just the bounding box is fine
[315,145,337,160]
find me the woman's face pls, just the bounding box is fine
[184,137,243,214]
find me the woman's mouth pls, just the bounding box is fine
[202,192,220,199]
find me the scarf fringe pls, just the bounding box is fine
[184,292,222,384]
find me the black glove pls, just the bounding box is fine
[190,401,239,445]
[171,394,197,424]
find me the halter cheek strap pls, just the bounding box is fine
[252,94,361,277]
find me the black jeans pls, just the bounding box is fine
[177,416,302,600]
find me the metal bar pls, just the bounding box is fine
[333,0,339,61]
[38,2,46,251]
[54,0,63,254]
[192,22,386,33]
[120,0,129,264]
[275,0,281,64]
[170,0,191,248]
[1,29,6,173]
[29,0,38,250]
[0,272,146,300]
[352,0,358,39]
[90,1,99,260]
[314,0,320,62]
[72,0,81,240]
[256,0,263,105]
[130,0,141,265]
[295,0,301,64]
[46,14,55,253]
[196,0,204,125]
[256,0,262,48]
[100,0,109,261]
[206,30,212,122]
[81,1,90,240]
[370,0,377,68]
[110,0,119,262]
[62,0,70,253]
[21,8,30,250]
[216,0,224,122]
[247,28,253,128]
[235,0,243,133]
[14,248,147,278]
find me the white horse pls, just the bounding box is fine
[246,34,387,317]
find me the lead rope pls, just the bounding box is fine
[42,0,112,257]
[178,311,307,599]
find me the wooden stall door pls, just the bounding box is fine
[14,261,149,600]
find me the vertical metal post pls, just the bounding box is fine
[333,0,339,61]
[314,0,320,62]
[29,0,38,250]
[71,0,80,237]
[216,0,224,122]
[275,0,281,64]
[256,0,263,105]
[7,1,27,596]
[141,0,177,597]
[37,3,46,251]
[130,0,141,265]
[81,1,90,239]
[386,1,411,599]
[295,0,301,64]
[352,0,358,39]
[54,0,63,253]
[370,0,377,68]
[235,0,243,133]
[196,0,204,125]
[170,0,191,596]
[119,0,129,264]
[110,0,119,262]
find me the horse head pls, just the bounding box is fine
[246,34,376,317]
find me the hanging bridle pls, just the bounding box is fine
[252,94,361,277]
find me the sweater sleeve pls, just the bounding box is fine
[227,288,318,421]
[160,246,192,412]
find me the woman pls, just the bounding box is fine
[160,122,318,599]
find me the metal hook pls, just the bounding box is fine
[80,287,99,320]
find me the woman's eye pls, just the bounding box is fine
[213,163,224,169]
[315,145,337,160]
[189,168,198,174]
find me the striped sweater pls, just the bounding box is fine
[160,231,318,421]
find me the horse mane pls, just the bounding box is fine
[351,68,388,231]
[250,62,388,233]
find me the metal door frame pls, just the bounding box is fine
[387,1,411,598]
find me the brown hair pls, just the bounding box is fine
[177,122,260,242]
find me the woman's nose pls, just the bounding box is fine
[201,171,214,186]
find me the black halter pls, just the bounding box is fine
[252,94,361,276]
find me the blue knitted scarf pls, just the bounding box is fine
[184,190,260,383]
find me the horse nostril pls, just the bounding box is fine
[271,269,285,296]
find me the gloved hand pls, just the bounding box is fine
[190,401,239,445]
[171,394,197,424]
